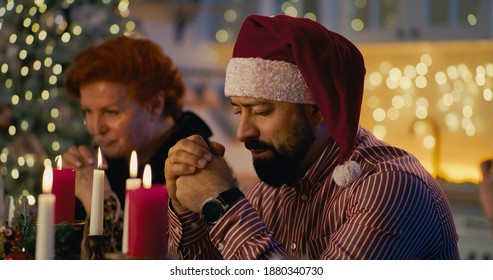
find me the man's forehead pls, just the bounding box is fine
[229,96,280,107]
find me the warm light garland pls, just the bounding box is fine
[0,0,138,198]
[359,42,492,183]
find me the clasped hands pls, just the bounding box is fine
[165,135,235,214]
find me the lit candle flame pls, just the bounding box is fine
[97,147,103,169]
[42,165,53,194]
[130,150,138,178]
[143,164,152,189]
[56,155,62,170]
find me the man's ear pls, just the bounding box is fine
[312,105,324,124]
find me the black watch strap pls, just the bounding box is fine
[218,187,244,208]
[200,188,245,227]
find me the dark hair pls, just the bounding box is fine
[64,36,184,120]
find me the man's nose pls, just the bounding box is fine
[236,114,259,142]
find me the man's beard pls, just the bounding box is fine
[245,115,315,188]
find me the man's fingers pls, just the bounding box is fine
[169,137,211,158]
[168,138,212,166]
[186,134,210,149]
[210,141,225,157]
[165,158,196,179]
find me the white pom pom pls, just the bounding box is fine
[332,161,362,187]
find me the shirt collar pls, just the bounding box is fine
[298,126,362,193]
[296,136,339,194]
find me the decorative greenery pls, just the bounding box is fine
[11,213,37,253]
[54,222,84,259]
[0,213,36,259]
[0,212,85,260]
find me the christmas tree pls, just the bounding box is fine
[0,0,141,199]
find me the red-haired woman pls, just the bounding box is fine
[62,36,212,258]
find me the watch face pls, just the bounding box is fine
[201,199,224,226]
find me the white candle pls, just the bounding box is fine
[36,165,56,260]
[89,147,105,236]
[6,196,15,227]
[122,150,141,254]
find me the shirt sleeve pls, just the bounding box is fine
[167,202,222,259]
[320,171,453,259]
[167,197,288,260]
[208,197,289,259]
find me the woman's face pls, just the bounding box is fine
[80,81,155,159]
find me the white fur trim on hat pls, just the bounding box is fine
[225,57,314,104]
[332,161,362,187]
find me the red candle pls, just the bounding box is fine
[127,164,168,258]
[52,156,76,224]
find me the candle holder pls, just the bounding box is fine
[87,235,105,260]
[54,220,85,260]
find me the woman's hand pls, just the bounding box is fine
[62,145,111,212]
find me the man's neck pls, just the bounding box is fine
[297,124,331,178]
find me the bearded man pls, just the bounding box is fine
[164,14,459,260]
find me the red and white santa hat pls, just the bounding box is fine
[225,15,366,187]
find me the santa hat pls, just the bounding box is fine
[225,15,366,187]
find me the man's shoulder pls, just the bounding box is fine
[355,129,416,165]
[354,128,434,183]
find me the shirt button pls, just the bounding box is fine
[300,194,308,201]
[291,243,297,250]
[218,242,225,250]
[174,227,180,235]
[191,222,198,229]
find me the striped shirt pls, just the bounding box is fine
[168,128,460,259]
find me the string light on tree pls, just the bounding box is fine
[0,0,141,198]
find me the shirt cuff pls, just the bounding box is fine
[168,202,210,248]
[208,197,266,258]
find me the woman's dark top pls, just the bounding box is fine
[75,111,213,220]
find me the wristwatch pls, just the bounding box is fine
[200,187,244,227]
